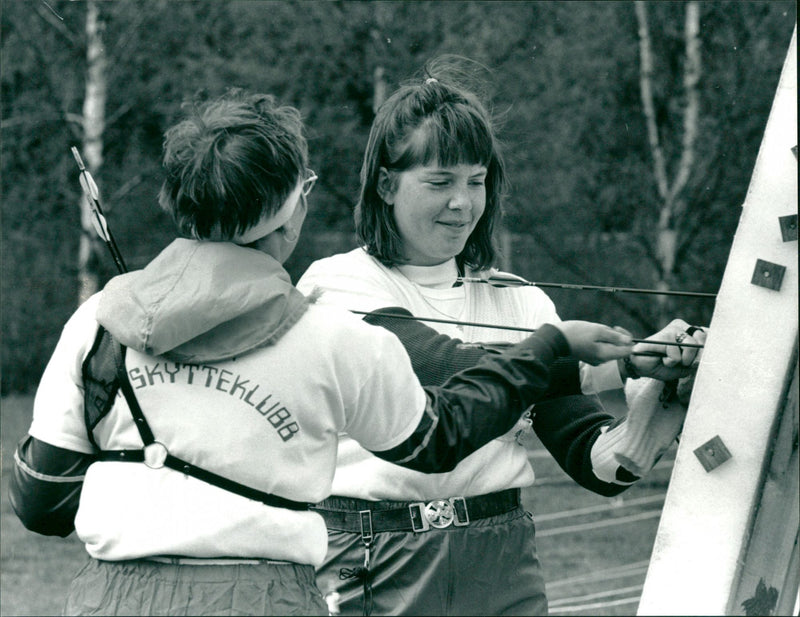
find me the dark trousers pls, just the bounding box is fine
[65,557,328,616]
[316,507,548,616]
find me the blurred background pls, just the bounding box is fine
[1,3,797,615]
[2,0,796,395]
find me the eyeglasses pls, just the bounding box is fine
[302,169,318,197]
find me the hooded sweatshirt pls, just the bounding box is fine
[27,239,436,565]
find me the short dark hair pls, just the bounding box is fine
[158,89,308,241]
[355,56,508,270]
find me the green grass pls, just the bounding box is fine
[0,394,671,616]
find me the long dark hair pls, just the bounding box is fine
[355,56,508,270]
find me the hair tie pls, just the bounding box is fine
[424,77,438,85]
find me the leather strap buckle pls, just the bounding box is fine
[358,510,373,545]
[451,496,469,526]
[409,502,429,532]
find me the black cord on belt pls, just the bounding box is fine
[339,563,373,616]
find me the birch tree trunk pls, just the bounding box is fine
[370,2,390,114]
[635,1,701,326]
[78,0,107,303]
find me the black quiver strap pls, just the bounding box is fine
[81,327,310,511]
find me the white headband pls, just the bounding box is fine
[232,182,303,245]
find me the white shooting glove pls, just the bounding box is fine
[591,374,694,484]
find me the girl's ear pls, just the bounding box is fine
[377,167,396,205]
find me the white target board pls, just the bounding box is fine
[637,27,798,617]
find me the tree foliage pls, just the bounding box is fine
[1,0,796,393]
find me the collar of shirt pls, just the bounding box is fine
[396,259,460,289]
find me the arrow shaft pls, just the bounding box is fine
[459,277,716,299]
[351,310,703,350]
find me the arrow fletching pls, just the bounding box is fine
[83,169,100,201]
[90,209,111,242]
[459,272,529,288]
[71,146,128,273]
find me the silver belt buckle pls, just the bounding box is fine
[409,496,469,532]
[425,499,455,529]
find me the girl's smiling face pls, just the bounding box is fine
[379,163,487,266]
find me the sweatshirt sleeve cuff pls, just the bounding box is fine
[516,323,570,360]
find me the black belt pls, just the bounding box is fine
[312,488,521,534]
